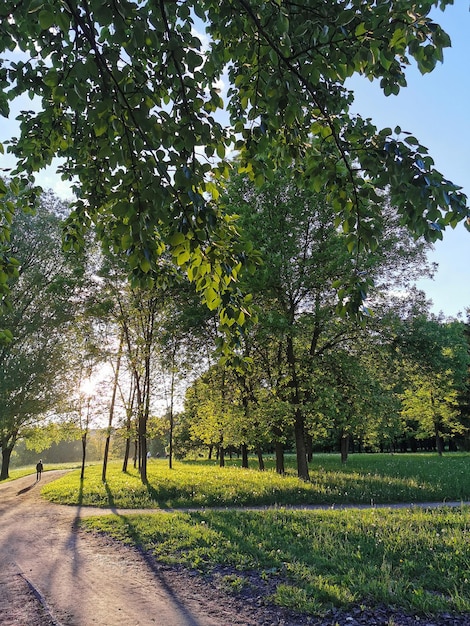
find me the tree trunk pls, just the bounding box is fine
[208,445,213,460]
[133,439,138,468]
[122,386,135,473]
[241,443,249,469]
[168,344,177,470]
[122,437,130,472]
[340,433,350,464]
[287,336,310,481]
[435,424,444,456]
[306,433,313,463]
[256,446,265,471]
[102,332,123,482]
[0,445,14,481]
[80,432,87,480]
[275,441,285,475]
[294,409,309,480]
[219,445,225,468]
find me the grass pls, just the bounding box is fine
[37,453,470,619]
[41,453,470,508]
[81,506,470,616]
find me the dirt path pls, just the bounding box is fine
[0,471,288,626]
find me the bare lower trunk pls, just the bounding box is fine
[275,441,285,475]
[256,446,265,471]
[341,433,349,464]
[241,443,249,468]
[122,438,130,472]
[294,409,309,480]
[0,446,13,481]
[102,333,123,482]
[435,425,444,457]
[219,445,225,468]
[80,433,87,480]
[306,433,313,463]
[287,336,309,481]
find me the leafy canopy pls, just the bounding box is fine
[0,0,468,332]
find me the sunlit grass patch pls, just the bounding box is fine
[81,506,470,617]
[41,454,470,509]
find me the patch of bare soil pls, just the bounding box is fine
[1,472,469,626]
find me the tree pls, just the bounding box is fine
[0,190,83,479]
[218,169,434,478]
[0,1,468,336]
[396,316,470,454]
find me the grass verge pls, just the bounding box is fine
[39,454,470,618]
[41,454,470,509]
[81,506,470,616]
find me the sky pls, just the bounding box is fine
[0,3,468,319]
[348,2,470,319]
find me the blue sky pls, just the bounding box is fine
[1,3,468,319]
[348,2,469,319]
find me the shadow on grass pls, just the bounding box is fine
[104,481,118,512]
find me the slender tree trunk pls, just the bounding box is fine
[122,384,136,473]
[123,438,131,472]
[80,432,87,480]
[435,424,444,456]
[256,446,265,471]
[306,433,313,463]
[293,408,309,480]
[431,390,444,457]
[80,398,90,480]
[133,439,138,468]
[219,444,225,467]
[102,332,124,482]
[208,445,213,460]
[241,443,249,469]
[340,433,350,464]
[286,335,310,480]
[275,441,285,475]
[0,445,14,481]
[168,342,177,470]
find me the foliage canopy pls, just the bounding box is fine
[0,0,468,331]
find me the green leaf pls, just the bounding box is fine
[38,9,55,30]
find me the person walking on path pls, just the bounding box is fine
[36,460,43,481]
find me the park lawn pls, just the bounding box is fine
[81,506,470,617]
[40,454,470,618]
[41,453,470,509]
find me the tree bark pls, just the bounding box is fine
[275,441,285,475]
[340,433,350,464]
[294,409,310,480]
[241,443,249,468]
[435,424,444,456]
[122,437,130,472]
[0,445,14,481]
[286,335,310,480]
[102,332,124,482]
[256,446,265,471]
[80,432,87,480]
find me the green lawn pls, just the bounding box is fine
[38,454,470,619]
[41,453,470,508]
